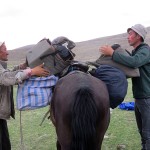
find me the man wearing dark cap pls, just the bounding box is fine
[99,24,150,150]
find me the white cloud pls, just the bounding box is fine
[1,0,150,49]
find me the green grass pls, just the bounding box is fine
[8,79,141,150]
[9,108,56,150]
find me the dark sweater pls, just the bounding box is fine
[113,43,150,99]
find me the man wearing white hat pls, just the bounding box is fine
[100,24,150,150]
[0,42,49,149]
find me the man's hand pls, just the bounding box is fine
[19,62,28,69]
[99,45,114,56]
[31,63,50,76]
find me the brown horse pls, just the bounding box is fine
[50,71,110,150]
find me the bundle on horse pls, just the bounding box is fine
[50,69,110,150]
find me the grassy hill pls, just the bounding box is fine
[8,26,150,66]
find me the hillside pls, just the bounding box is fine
[8,27,150,66]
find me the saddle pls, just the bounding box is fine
[60,61,89,77]
[26,37,76,76]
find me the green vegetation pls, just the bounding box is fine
[8,80,140,150]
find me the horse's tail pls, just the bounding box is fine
[71,87,98,150]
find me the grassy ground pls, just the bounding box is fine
[8,79,141,150]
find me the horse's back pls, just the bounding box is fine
[51,71,110,150]
[52,71,109,110]
[54,71,109,99]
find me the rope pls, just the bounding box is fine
[39,109,50,126]
[19,111,25,150]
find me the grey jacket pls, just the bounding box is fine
[0,61,29,120]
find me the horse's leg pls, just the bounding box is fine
[56,140,61,150]
[98,110,110,150]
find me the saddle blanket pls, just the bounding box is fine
[16,75,59,111]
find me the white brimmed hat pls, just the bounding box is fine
[127,24,147,41]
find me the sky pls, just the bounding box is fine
[1,0,150,50]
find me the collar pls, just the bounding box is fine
[0,60,7,69]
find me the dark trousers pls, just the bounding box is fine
[135,98,150,150]
[0,119,11,150]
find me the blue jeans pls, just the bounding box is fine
[135,98,150,150]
